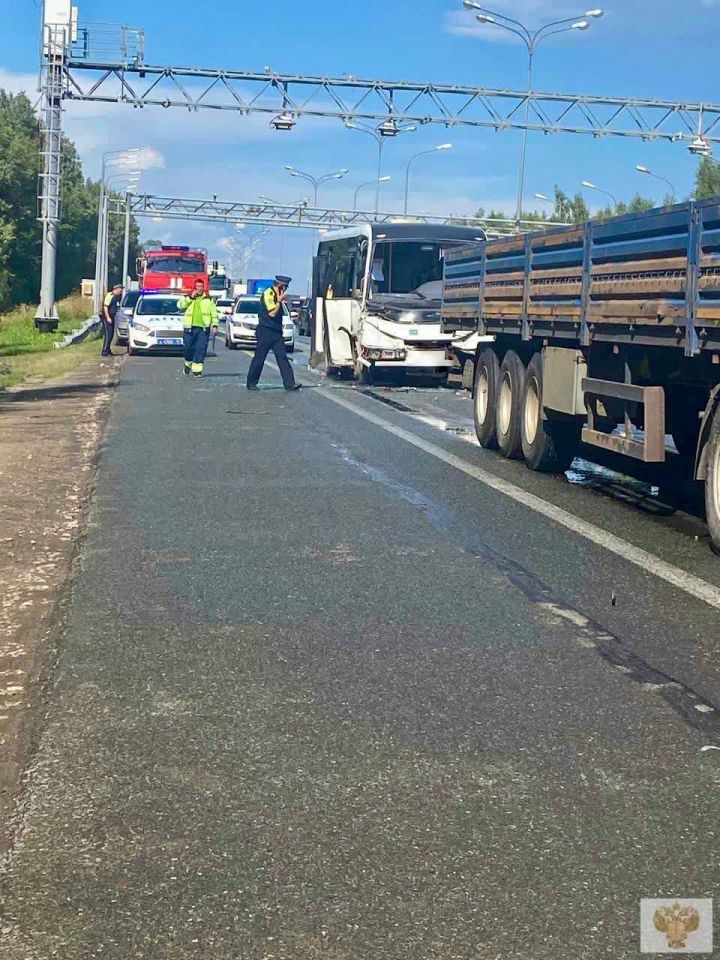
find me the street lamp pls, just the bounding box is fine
[94,149,141,312]
[345,120,417,213]
[354,176,391,211]
[635,165,676,204]
[460,3,603,225]
[283,166,348,206]
[403,144,452,214]
[258,194,309,207]
[534,192,552,203]
[102,169,141,294]
[581,180,618,208]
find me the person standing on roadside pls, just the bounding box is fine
[101,282,123,357]
[179,279,218,378]
[246,276,301,391]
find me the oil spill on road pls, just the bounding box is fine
[330,441,720,744]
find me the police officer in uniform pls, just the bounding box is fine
[246,276,301,391]
[101,282,123,356]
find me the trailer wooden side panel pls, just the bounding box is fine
[441,198,720,352]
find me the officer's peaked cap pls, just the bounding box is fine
[275,275,292,286]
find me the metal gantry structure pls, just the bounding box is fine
[110,194,540,235]
[35,14,720,325]
[61,28,720,144]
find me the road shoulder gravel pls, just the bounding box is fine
[0,354,123,856]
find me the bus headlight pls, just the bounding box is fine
[361,346,407,361]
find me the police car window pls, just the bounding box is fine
[235,300,260,314]
[136,298,182,315]
[121,290,141,307]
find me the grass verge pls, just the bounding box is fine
[0,294,101,390]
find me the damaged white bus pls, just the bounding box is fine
[308,223,486,383]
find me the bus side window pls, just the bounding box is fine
[331,257,355,299]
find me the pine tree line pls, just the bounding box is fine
[475,157,720,225]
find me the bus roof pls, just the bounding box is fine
[317,223,486,244]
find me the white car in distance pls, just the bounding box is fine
[225,295,295,353]
[215,297,235,321]
[128,293,186,355]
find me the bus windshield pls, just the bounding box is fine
[208,276,227,290]
[146,257,205,274]
[369,241,446,295]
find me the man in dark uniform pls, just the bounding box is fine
[246,276,301,391]
[101,282,123,356]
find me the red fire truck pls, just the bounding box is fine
[136,246,208,293]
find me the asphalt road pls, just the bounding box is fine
[3,338,720,959]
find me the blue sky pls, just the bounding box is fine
[2,0,719,289]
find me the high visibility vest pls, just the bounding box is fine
[178,294,218,329]
[258,286,283,333]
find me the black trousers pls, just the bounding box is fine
[101,317,115,355]
[246,328,296,389]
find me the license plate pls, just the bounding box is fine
[409,328,418,336]
[158,338,183,345]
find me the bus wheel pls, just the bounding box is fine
[521,353,578,472]
[473,348,499,448]
[496,351,525,459]
[704,404,720,555]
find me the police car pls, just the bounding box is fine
[115,289,141,345]
[128,292,186,355]
[225,295,295,352]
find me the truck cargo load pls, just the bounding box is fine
[441,198,720,553]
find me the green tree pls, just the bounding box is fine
[695,157,720,199]
[0,88,141,310]
[0,92,41,308]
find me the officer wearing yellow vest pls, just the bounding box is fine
[246,276,301,391]
[101,282,123,356]
[178,279,218,377]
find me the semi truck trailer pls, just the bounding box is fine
[441,198,720,553]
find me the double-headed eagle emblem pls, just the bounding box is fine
[653,902,701,949]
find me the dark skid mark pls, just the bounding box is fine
[330,442,720,743]
[357,390,414,413]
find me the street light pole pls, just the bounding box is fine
[581,180,618,208]
[345,121,417,213]
[354,177,391,211]
[285,165,348,254]
[635,165,676,204]
[404,144,452,214]
[93,149,140,313]
[461,2,603,225]
[101,168,140,301]
[122,192,132,288]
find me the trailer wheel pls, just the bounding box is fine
[520,353,578,472]
[496,351,525,459]
[473,348,499,448]
[704,405,720,555]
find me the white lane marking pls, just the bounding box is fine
[317,389,720,612]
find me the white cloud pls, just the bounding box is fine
[136,146,165,171]
[0,68,38,98]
